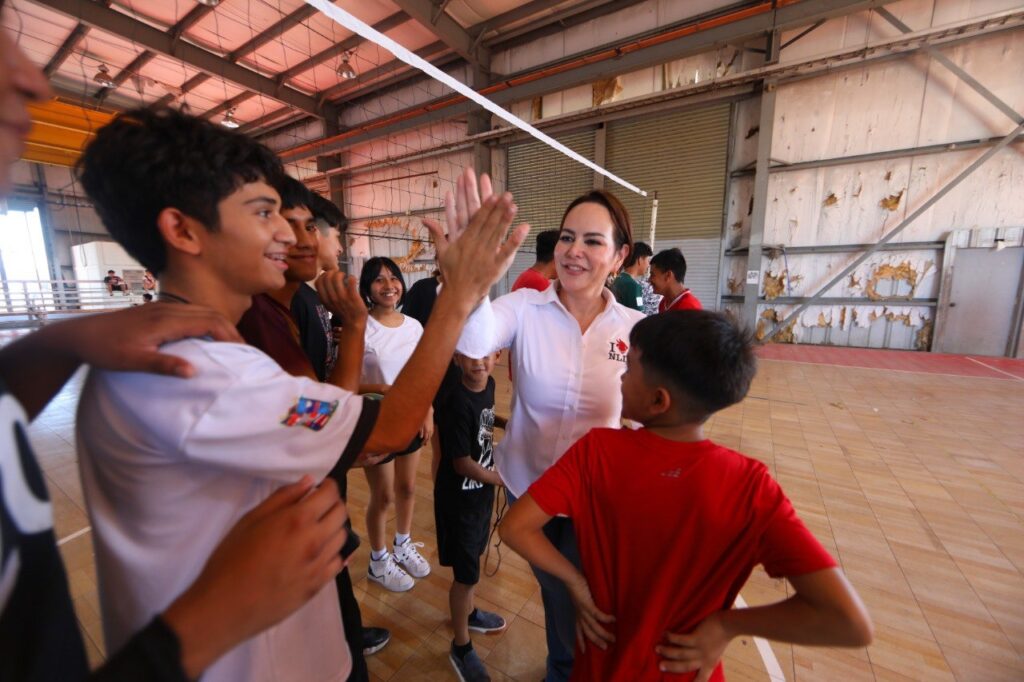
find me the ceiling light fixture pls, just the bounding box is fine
[337,51,357,80]
[196,0,221,7]
[221,108,241,129]
[93,64,117,89]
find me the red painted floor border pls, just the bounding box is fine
[756,344,1024,380]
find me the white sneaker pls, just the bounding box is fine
[393,537,431,578]
[368,552,414,592]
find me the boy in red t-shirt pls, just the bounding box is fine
[500,310,872,681]
[650,248,702,312]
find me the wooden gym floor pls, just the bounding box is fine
[31,346,1024,680]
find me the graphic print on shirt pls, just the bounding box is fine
[315,302,337,375]
[463,407,495,491]
[281,396,338,431]
[607,337,628,363]
[0,394,53,614]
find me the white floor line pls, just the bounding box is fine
[965,356,1024,381]
[57,526,91,546]
[734,594,786,682]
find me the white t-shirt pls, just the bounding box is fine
[77,339,373,682]
[457,285,645,497]
[361,314,423,386]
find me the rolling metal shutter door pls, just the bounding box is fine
[606,104,730,309]
[501,129,596,294]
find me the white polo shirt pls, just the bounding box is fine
[77,338,374,682]
[457,285,644,497]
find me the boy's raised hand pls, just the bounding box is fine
[422,168,526,307]
[566,573,616,653]
[317,272,368,330]
[655,612,730,681]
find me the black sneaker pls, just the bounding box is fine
[362,626,391,656]
[467,608,506,634]
[449,645,490,682]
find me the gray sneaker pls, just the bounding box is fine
[449,646,490,682]
[468,608,506,633]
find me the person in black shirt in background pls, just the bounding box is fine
[435,351,508,682]
[0,9,351,680]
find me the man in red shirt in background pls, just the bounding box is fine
[650,247,702,312]
[512,230,559,291]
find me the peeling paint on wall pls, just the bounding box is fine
[879,189,904,211]
[592,77,623,106]
[823,192,838,207]
[762,269,803,300]
[864,260,933,300]
[756,309,796,343]
[915,318,933,351]
[727,278,743,294]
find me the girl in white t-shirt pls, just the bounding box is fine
[359,257,432,592]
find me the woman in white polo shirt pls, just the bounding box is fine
[440,175,644,682]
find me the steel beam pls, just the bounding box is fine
[723,295,937,306]
[246,41,454,138]
[43,0,114,77]
[213,12,419,127]
[741,32,779,330]
[391,0,490,65]
[44,24,90,78]
[877,7,1023,126]
[160,4,320,109]
[95,3,215,101]
[763,118,1024,342]
[725,241,945,256]
[28,0,326,117]
[731,134,1024,176]
[485,0,650,53]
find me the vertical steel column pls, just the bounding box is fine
[740,31,779,329]
[32,164,61,282]
[593,123,607,190]
[318,106,350,272]
[469,64,492,176]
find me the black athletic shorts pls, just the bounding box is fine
[377,433,423,465]
[434,488,494,585]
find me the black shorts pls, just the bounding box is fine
[434,489,494,585]
[377,434,423,465]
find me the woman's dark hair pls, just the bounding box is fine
[77,106,286,275]
[624,241,653,268]
[629,310,756,420]
[359,256,407,308]
[560,189,634,256]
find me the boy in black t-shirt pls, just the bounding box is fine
[435,351,508,682]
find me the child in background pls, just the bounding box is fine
[435,351,508,682]
[500,310,872,681]
[359,256,433,591]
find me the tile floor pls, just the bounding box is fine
[30,348,1024,681]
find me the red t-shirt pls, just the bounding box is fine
[528,429,836,682]
[512,268,551,292]
[659,289,702,313]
